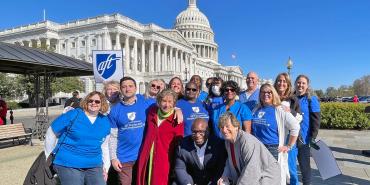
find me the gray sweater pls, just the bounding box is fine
[222,130,281,185]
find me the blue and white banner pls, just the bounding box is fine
[92,50,124,83]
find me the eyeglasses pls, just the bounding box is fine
[192,130,206,135]
[151,84,161,90]
[225,88,235,92]
[261,91,272,95]
[88,99,101,104]
[185,88,198,92]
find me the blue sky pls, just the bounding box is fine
[1,0,370,90]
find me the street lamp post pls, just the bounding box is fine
[286,56,293,76]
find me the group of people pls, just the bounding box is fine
[44,71,321,185]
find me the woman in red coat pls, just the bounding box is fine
[136,89,184,185]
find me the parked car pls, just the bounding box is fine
[359,96,370,103]
[342,97,353,102]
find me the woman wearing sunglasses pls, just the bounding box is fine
[44,91,111,185]
[251,84,300,185]
[210,80,252,139]
[143,79,164,106]
[176,82,209,136]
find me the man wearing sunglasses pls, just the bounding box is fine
[176,82,209,136]
[174,118,227,185]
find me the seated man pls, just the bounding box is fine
[174,118,227,185]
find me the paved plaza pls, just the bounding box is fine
[0,106,369,185]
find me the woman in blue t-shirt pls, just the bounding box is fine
[211,80,252,139]
[44,91,111,185]
[252,83,300,184]
[204,77,224,113]
[294,75,321,185]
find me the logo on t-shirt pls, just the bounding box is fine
[258,111,265,118]
[127,112,136,121]
[192,107,200,113]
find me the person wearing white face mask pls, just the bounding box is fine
[205,77,224,113]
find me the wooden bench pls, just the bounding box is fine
[0,123,32,146]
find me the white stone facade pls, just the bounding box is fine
[0,0,243,94]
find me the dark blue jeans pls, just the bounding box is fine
[264,144,279,161]
[297,143,311,185]
[54,164,105,185]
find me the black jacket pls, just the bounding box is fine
[174,135,227,185]
[23,152,57,185]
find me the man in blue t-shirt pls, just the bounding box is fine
[177,82,209,136]
[108,76,150,185]
[239,72,260,111]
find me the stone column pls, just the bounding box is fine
[169,46,173,71]
[65,39,70,56]
[175,49,179,72]
[75,37,80,58]
[115,33,121,50]
[132,38,137,72]
[156,42,161,72]
[180,51,184,78]
[45,38,50,49]
[149,40,154,72]
[36,39,41,48]
[202,46,205,58]
[163,44,167,71]
[56,40,60,53]
[85,35,90,61]
[97,34,102,50]
[141,40,145,72]
[27,40,32,47]
[125,35,130,73]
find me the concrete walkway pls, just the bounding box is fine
[309,129,370,185]
[0,106,369,184]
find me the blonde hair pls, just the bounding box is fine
[218,112,240,129]
[144,79,159,98]
[80,91,109,114]
[259,83,281,107]
[103,81,120,96]
[273,72,293,100]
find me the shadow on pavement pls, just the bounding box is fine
[299,167,369,185]
[336,157,370,166]
[330,146,364,156]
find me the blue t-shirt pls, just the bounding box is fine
[211,101,252,139]
[252,106,279,145]
[205,96,224,113]
[52,108,111,168]
[239,89,260,111]
[298,95,320,144]
[197,91,208,103]
[108,97,150,163]
[176,99,209,136]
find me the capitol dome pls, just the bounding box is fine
[175,3,210,28]
[174,0,218,64]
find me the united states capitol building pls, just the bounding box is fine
[0,0,243,94]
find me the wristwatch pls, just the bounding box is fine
[287,145,292,151]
